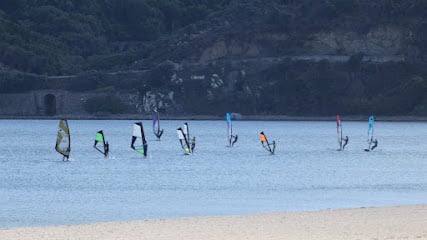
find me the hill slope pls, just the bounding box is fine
[1,0,427,116]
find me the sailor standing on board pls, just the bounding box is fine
[63,148,70,161]
[190,137,196,152]
[231,135,238,146]
[104,141,109,158]
[260,132,275,153]
[342,136,349,149]
[371,138,378,150]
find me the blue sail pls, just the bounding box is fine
[367,115,374,141]
[364,115,376,151]
[226,113,238,147]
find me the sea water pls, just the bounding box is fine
[0,119,426,228]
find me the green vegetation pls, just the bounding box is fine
[0,0,231,75]
[0,0,426,116]
[1,0,426,75]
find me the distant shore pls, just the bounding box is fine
[1,114,427,121]
[1,204,426,240]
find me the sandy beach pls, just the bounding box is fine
[1,205,426,240]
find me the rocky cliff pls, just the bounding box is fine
[1,1,426,117]
[132,2,426,116]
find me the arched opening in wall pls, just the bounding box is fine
[44,94,56,115]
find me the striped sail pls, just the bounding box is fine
[55,119,70,160]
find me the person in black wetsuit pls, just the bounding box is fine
[371,138,378,150]
[342,136,349,149]
[231,134,238,146]
[191,137,196,152]
[104,141,109,158]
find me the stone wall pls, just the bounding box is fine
[0,90,140,117]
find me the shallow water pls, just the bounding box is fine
[0,119,426,228]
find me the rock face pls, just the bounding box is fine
[305,26,408,56]
[135,2,426,116]
[1,1,426,117]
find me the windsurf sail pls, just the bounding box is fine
[176,122,195,154]
[365,115,375,151]
[260,131,275,154]
[55,119,70,161]
[152,110,164,140]
[131,122,148,157]
[226,113,238,147]
[336,115,349,150]
[336,115,343,150]
[94,130,109,158]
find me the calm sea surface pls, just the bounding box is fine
[0,119,426,228]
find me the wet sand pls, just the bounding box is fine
[1,205,426,240]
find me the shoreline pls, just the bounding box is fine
[1,204,426,240]
[1,114,427,121]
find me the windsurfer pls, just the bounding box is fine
[104,142,109,158]
[63,148,70,161]
[371,138,378,150]
[231,134,238,146]
[143,142,148,157]
[260,132,275,153]
[191,137,196,152]
[158,129,164,138]
[342,136,349,149]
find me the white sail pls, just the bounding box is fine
[133,123,142,138]
[183,123,189,136]
[177,129,185,140]
[55,119,70,159]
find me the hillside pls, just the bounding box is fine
[0,0,427,116]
